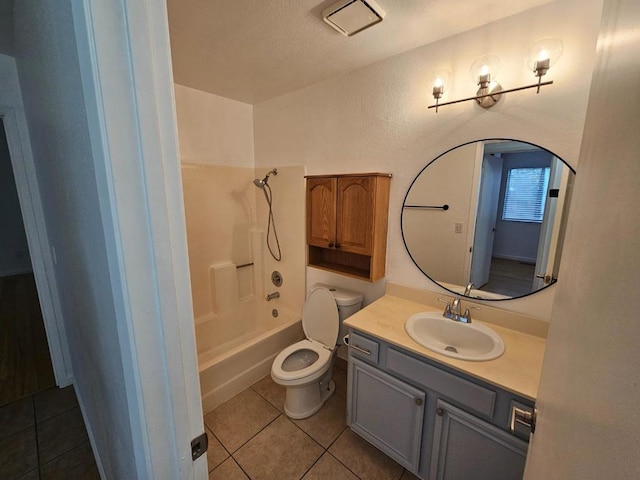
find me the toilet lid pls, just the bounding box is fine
[302,287,339,348]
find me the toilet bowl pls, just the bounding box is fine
[271,284,362,419]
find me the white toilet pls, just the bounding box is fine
[271,284,363,419]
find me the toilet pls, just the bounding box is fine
[271,284,363,419]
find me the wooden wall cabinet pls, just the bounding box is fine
[306,173,391,282]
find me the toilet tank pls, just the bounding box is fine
[309,284,363,345]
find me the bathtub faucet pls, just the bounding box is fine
[266,291,280,301]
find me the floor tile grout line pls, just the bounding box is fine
[34,398,80,426]
[248,384,283,412]
[223,411,283,456]
[230,455,252,480]
[327,450,361,479]
[203,427,231,472]
[32,395,42,480]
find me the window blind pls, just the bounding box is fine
[502,167,550,222]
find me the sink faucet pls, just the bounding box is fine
[437,297,479,324]
[450,297,461,320]
[266,291,280,301]
[464,282,474,296]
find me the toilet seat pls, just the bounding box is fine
[271,339,331,382]
[271,287,339,384]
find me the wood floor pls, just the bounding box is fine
[480,257,536,298]
[0,273,55,407]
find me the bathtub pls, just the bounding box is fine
[196,299,303,413]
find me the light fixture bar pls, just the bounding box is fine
[428,80,553,110]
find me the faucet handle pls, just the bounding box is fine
[437,298,452,317]
[462,306,480,323]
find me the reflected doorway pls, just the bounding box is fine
[0,119,55,407]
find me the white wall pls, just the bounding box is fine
[0,0,14,56]
[254,0,603,320]
[14,2,137,477]
[174,83,254,167]
[175,85,307,316]
[524,0,640,476]
[0,122,31,276]
[403,143,478,285]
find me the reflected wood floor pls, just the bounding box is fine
[480,257,536,298]
[0,273,55,407]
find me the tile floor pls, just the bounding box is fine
[1,361,418,480]
[204,360,420,480]
[0,386,99,480]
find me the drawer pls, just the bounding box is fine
[349,331,379,364]
[386,348,496,417]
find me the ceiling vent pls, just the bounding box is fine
[322,0,385,37]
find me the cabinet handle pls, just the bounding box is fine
[510,407,537,434]
[351,344,371,356]
[436,408,444,416]
[415,398,423,406]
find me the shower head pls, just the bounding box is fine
[253,168,278,189]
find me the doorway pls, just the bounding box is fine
[0,119,55,406]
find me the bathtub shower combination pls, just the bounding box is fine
[196,293,302,413]
[182,164,303,413]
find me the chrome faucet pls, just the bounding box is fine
[437,297,479,324]
[463,282,474,296]
[266,291,280,301]
[450,297,462,320]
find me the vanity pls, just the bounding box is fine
[344,288,546,480]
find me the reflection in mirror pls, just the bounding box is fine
[402,140,575,300]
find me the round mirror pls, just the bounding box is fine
[402,139,575,300]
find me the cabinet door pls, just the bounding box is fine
[307,177,337,247]
[430,400,527,480]
[336,176,375,255]
[349,358,425,472]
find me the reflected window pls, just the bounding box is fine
[502,167,550,223]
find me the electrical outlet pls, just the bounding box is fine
[455,222,463,233]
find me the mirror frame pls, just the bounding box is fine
[401,138,576,301]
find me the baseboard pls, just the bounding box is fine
[73,381,108,480]
[200,354,276,414]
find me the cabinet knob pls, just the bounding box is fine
[328,242,334,248]
[334,243,340,249]
[415,398,423,406]
[436,408,444,416]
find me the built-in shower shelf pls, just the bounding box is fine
[306,173,391,282]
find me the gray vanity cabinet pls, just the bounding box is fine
[347,328,533,480]
[430,400,527,480]
[349,358,425,471]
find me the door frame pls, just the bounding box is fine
[0,55,73,386]
[71,0,206,477]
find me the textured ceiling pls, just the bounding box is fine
[167,0,553,104]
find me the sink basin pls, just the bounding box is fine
[405,311,504,361]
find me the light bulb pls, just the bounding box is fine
[537,49,549,62]
[470,55,501,87]
[431,70,450,100]
[527,38,563,75]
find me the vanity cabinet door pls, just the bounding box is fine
[430,400,527,480]
[306,177,337,248]
[349,358,425,473]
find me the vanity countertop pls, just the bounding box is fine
[344,294,546,401]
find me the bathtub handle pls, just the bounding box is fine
[351,344,372,356]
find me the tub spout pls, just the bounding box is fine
[266,291,280,301]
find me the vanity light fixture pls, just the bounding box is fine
[431,70,451,112]
[429,38,563,112]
